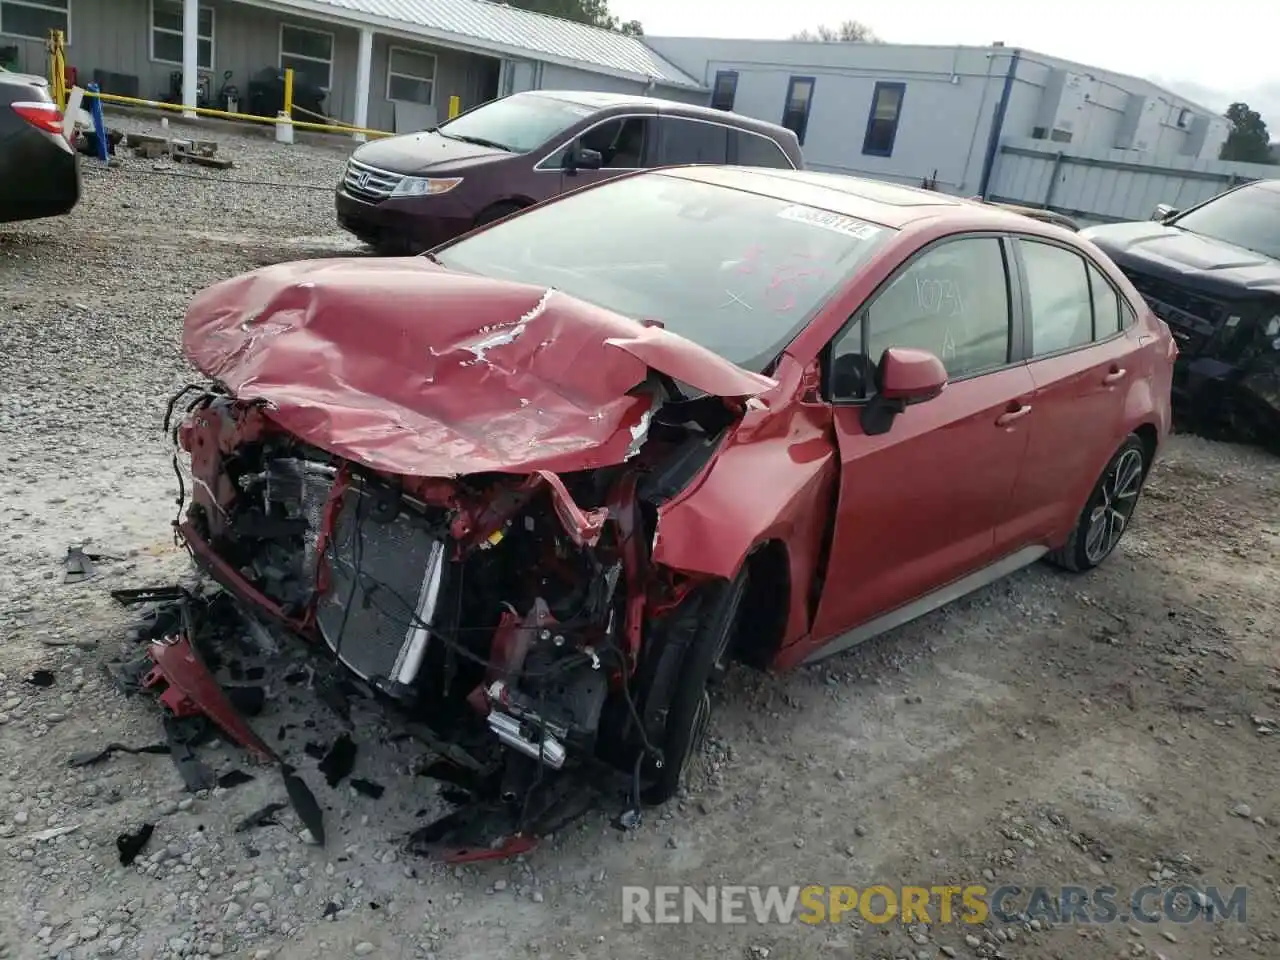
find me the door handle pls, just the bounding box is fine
[1103,367,1127,385]
[996,403,1032,426]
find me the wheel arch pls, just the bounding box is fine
[1132,421,1159,472]
[733,539,792,668]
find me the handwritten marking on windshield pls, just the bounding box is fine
[719,290,753,311]
[727,245,833,312]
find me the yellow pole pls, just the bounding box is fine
[448,95,460,119]
[48,29,67,111]
[283,68,294,118]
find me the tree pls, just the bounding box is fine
[791,20,882,43]
[1218,102,1275,164]
[504,0,642,36]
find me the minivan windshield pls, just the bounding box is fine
[432,172,895,372]
[434,93,596,154]
[1170,181,1280,260]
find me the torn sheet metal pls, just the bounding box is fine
[142,634,276,764]
[181,257,775,477]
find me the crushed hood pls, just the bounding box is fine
[182,257,775,477]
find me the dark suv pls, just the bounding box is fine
[1081,180,1280,448]
[335,90,803,253]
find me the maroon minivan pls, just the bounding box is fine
[335,90,803,253]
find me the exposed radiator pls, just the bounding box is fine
[315,481,448,695]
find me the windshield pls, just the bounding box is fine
[432,172,895,371]
[435,93,595,154]
[1171,182,1280,260]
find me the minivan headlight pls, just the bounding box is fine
[391,176,463,198]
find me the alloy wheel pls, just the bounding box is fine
[1084,448,1145,563]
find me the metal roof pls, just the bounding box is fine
[274,0,704,89]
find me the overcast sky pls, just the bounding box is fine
[613,0,1279,133]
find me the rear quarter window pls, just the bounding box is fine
[1086,262,1122,339]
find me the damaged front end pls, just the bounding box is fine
[162,258,782,852]
[168,383,753,850]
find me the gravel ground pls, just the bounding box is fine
[2,117,1280,960]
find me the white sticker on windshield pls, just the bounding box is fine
[777,205,881,240]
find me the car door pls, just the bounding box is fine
[553,115,652,195]
[811,235,1037,646]
[1001,236,1143,547]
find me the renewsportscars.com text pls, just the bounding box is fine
[621,884,1247,926]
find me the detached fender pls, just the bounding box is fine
[651,401,837,646]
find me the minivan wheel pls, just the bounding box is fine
[1047,434,1149,572]
[474,201,524,228]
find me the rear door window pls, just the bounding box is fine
[734,131,794,169]
[656,117,729,165]
[1021,240,1093,355]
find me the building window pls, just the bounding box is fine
[0,0,68,42]
[862,81,905,157]
[781,76,814,145]
[386,45,436,105]
[710,70,737,111]
[280,23,333,90]
[151,0,213,70]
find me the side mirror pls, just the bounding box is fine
[1151,203,1180,222]
[860,347,948,436]
[564,147,603,174]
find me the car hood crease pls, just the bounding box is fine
[182,257,775,477]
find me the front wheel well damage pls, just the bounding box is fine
[730,540,791,669]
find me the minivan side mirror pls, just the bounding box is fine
[564,147,603,174]
[1151,203,1180,222]
[860,347,948,436]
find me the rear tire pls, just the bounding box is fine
[1047,433,1149,572]
[638,571,747,806]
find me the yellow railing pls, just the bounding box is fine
[78,86,395,138]
[51,46,456,142]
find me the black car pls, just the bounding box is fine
[0,70,80,225]
[1081,180,1280,448]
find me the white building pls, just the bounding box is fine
[2,1,1232,203]
[648,37,1231,196]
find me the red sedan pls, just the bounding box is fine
[173,166,1175,813]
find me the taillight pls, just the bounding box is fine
[11,101,64,136]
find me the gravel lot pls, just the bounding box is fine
[2,117,1279,960]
